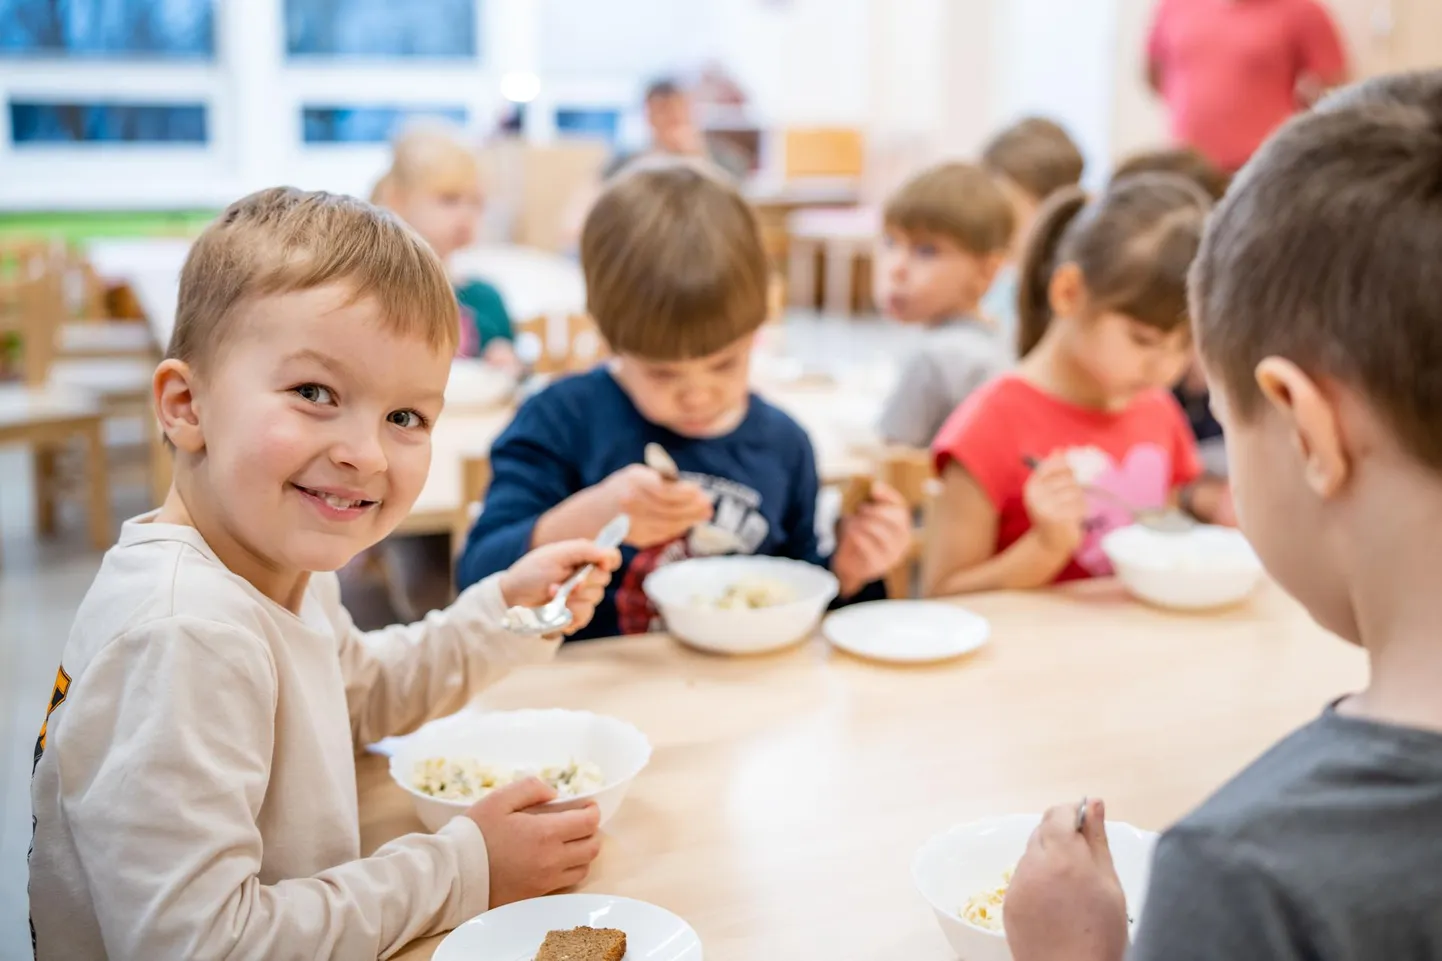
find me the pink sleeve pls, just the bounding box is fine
[1297,0,1347,84]
[932,386,1023,510]
[1163,395,1203,489]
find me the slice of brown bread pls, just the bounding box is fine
[534,926,627,961]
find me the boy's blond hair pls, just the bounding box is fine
[168,187,459,371]
[982,117,1086,202]
[580,163,767,361]
[371,119,482,207]
[883,162,1016,255]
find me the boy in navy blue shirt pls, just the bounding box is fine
[457,164,911,639]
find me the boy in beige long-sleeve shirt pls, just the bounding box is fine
[28,187,621,960]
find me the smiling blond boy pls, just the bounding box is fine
[29,188,619,960]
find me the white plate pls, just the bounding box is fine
[823,601,991,664]
[433,894,702,961]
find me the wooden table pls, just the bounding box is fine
[358,580,1366,960]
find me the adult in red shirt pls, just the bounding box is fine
[1146,0,1348,172]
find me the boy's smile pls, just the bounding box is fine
[157,283,451,601]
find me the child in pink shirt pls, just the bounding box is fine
[924,174,1231,595]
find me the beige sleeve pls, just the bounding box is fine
[322,572,561,746]
[55,618,491,961]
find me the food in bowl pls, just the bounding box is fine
[697,577,795,611]
[958,866,1134,935]
[536,926,627,961]
[959,869,1012,931]
[411,757,603,802]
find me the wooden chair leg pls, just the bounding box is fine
[83,422,114,551]
[33,445,59,536]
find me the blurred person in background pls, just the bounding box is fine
[602,77,750,182]
[1146,0,1348,173]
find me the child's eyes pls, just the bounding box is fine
[293,383,335,405]
[387,409,428,430]
[915,244,939,258]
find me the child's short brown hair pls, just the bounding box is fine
[883,162,1015,255]
[580,163,767,360]
[1192,70,1442,469]
[1018,174,1211,356]
[982,117,1086,202]
[169,187,458,372]
[1112,146,1230,202]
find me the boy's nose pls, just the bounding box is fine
[331,426,388,476]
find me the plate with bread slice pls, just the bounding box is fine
[433,894,702,961]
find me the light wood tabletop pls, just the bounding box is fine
[359,579,1366,961]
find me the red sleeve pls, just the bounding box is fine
[932,382,1025,510]
[1296,0,1347,85]
[1163,393,1204,489]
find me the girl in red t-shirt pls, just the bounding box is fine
[925,174,1234,594]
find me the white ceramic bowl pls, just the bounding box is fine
[1101,524,1264,611]
[642,555,839,655]
[913,814,1158,961]
[387,709,651,832]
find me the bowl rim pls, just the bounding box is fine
[911,814,1159,938]
[387,708,653,809]
[1100,524,1262,574]
[641,554,841,611]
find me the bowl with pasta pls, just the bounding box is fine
[387,709,651,832]
[642,555,839,655]
[912,814,1158,961]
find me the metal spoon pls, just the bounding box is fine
[501,514,631,635]
[1021,456,1195,534]
[643,443,745,554]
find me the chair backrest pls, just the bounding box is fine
[0,247,66,386]
[783,128,866,181]
[840,446,938,599]
[514,313,608,376]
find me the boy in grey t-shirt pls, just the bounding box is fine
[875,163,1015,449]
[1000,70,1442,961]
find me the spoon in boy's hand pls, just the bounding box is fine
[643,443,744,554]
[502,514,630,635]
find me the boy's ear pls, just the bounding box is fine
[1255,357,1348,498]
[154,359,205,454]
[1048,262,1086,320]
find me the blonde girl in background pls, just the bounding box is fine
[923,174,1234,597]
[373,120,521,375]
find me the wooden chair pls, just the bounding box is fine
[840,446,937,599]
[514,313,608,377]
[0,266,113,557]
[452,454,492,558]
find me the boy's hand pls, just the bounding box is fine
[1004,799,1130,961]
[499,540,621,635]
[466,778,603,908]
[831,482,911,596]
[601,465,714,549]
[1024,455,1087,555]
